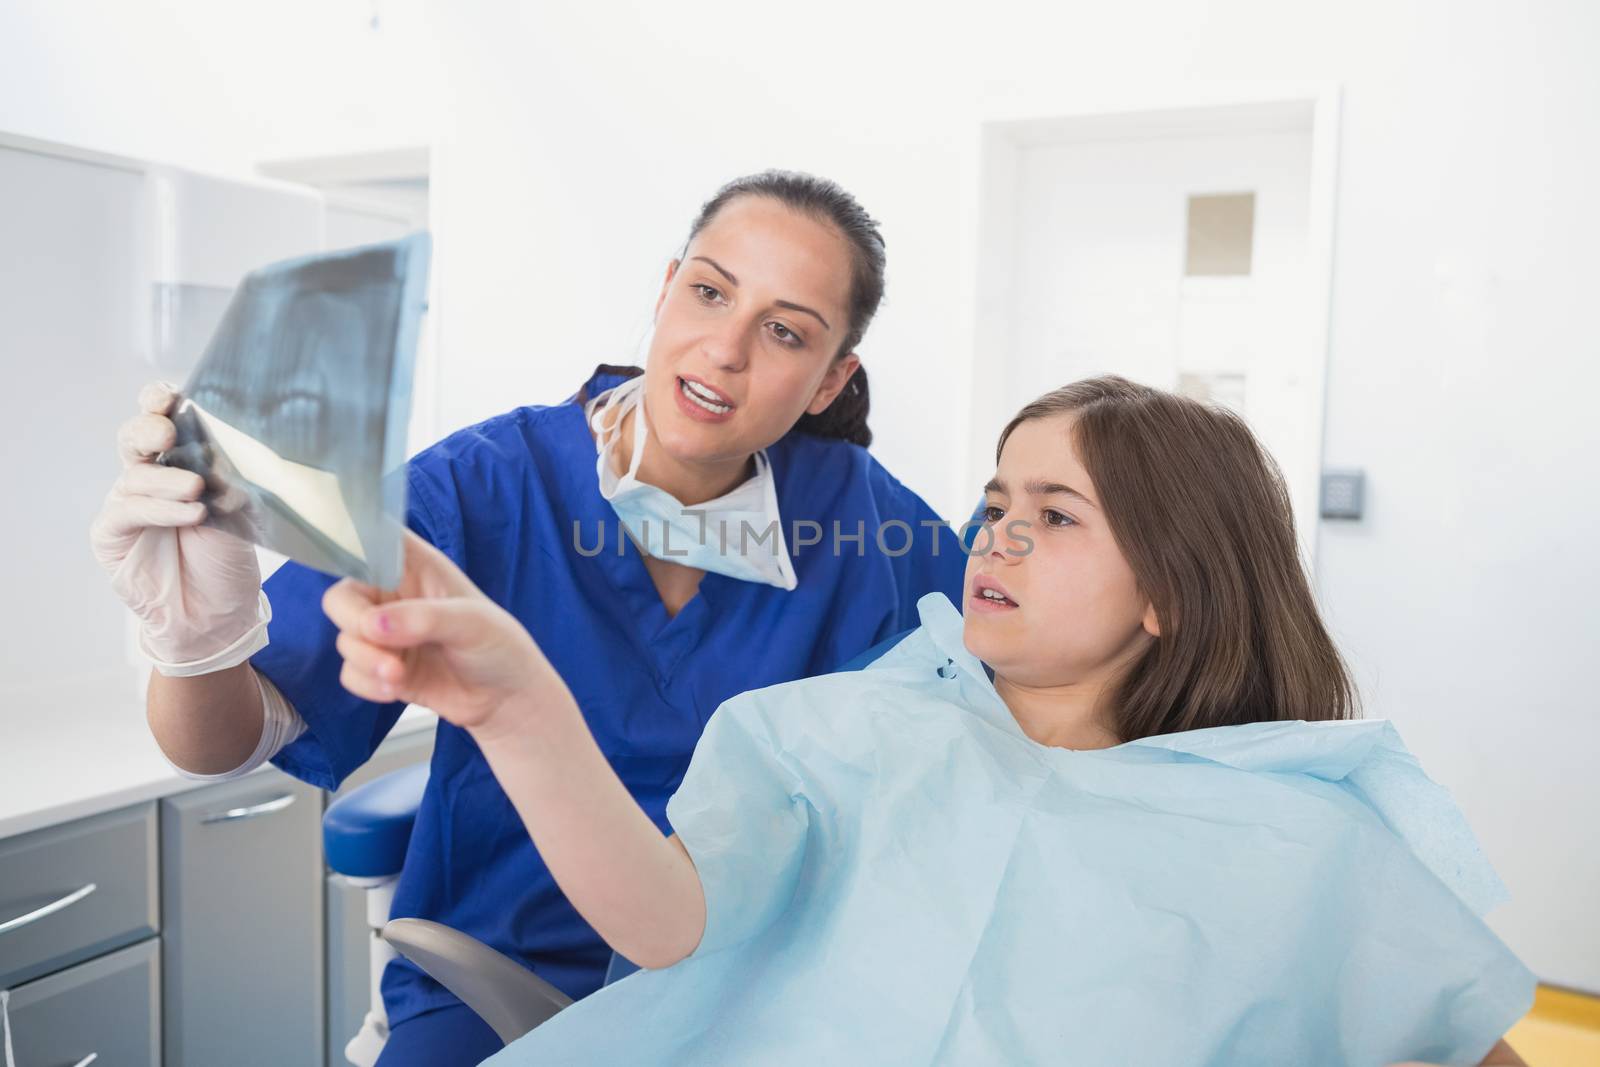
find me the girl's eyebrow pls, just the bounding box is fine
[984,477,1099,510]
[690,256,831,331]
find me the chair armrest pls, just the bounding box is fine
[381,917,573,1044]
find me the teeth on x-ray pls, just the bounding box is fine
[158,234,431,589]
[275,393,326,457]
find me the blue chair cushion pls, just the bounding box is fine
[324,762,431,878]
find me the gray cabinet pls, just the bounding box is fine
[161,770,325,1067]
[0,803,158,989]
[0,725,435,1067]
[2,938,162,1066]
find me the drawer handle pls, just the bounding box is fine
[202,792,296,824]
[0,882,98,937]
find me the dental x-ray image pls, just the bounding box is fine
[158,233,431,589]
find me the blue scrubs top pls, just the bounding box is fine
[252,369,968,1028]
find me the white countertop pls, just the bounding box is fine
[0,671,437,840]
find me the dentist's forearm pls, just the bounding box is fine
[472,693,706,970]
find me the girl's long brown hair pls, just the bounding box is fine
[998,376,1357,741]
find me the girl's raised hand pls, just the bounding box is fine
[322,529,560,737]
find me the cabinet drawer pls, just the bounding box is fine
[2,937,161,1067]
[0,803,158,987]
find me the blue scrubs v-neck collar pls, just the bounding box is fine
[556,401,736,684]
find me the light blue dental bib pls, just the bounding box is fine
[488,593,1533,1067]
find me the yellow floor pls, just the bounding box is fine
[1505,985,1600,1066]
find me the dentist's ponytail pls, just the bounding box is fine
[795,364,870,447]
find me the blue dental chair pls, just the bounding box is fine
[321,628,914,1064]
[321,762,593,1064]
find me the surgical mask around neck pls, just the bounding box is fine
[586,375,797,590]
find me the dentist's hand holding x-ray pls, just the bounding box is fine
[89,380,292,778]
[90,381,268,673]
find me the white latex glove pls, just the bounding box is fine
[90,382,270,675]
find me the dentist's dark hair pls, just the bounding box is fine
[685,170,883,447]
[996,377,1357,742]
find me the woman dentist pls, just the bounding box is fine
[89,171,968,1066]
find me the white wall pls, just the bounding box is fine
[433,0,1600,989]
[427,2,977,504]
[0,0,435,180]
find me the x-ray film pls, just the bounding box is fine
[158,234,431,589]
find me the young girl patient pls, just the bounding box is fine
[324,377,1533,1066]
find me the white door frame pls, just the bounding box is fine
[959,84,1342,568]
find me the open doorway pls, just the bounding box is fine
[968,92,1341,565]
